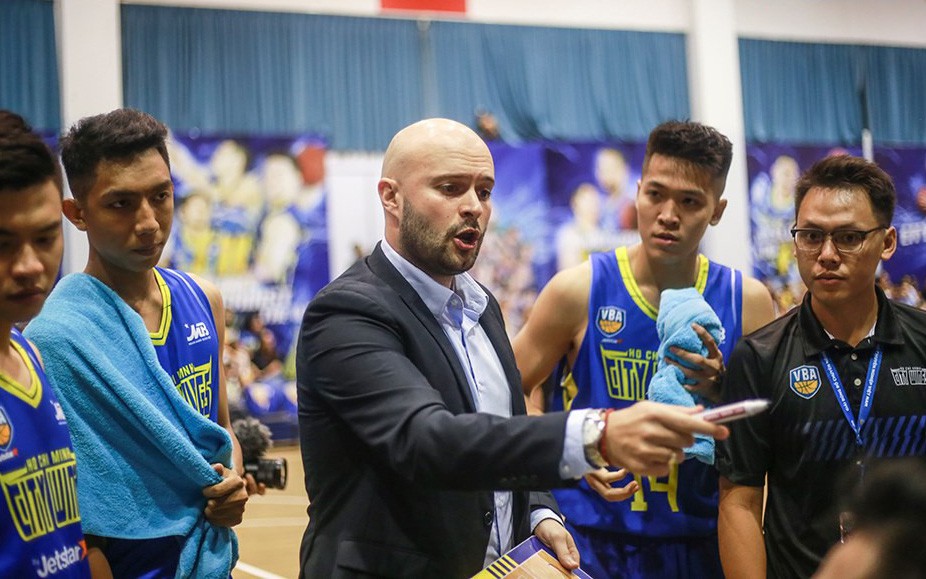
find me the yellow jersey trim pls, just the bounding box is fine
[560,372,579,412]
[149,269,172,346]
[0,340,42,408]
[615,247,709,322]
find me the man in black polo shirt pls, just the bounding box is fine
[716,154,926,579]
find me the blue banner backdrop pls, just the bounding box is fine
[746,143,926,312]
[164,133,329,357]
[874,146,926,302]
[472,141,642,335]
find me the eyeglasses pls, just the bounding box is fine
[790,226,886,254]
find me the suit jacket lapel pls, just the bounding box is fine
[367,244,478,412]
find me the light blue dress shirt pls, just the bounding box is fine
[380,240,593,566]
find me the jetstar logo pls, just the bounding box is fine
[34,542,85,577]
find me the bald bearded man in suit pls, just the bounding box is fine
[296,118,728,578]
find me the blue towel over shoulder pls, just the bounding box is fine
[25,273,237,578]
[647,287,725,465]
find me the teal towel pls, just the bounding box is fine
[648,288,725,465]
[25,273,237,578]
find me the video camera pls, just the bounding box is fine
[232,417,287,490]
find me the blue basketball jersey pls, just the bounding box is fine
[98,269,222,579]
[551,247,743,537]
[1,328,91,578]
[151,267,221,423]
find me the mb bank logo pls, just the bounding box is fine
[185,322,211,344]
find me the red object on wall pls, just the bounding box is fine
[296,145,326,186]
[381,0,466,14]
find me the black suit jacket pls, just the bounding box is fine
[297,244,571,578]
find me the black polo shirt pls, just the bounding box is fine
[717,286,926,579]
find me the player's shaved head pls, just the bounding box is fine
[376,118,495,287]
[381,118,490,182]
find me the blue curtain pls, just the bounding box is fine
[864,45,926,145]
[122,6,424,150]
[740,39,864,145]
[0,0,60,131]
[430,22,689,142]
[123,6,688,149]
[740,39,926,146]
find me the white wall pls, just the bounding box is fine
[735,0,926,48]
[54,0,926,277]
[686,0,750,268]
[56,0,123,274]
[126,0,926,47]
[126,0,380,16]
[325,153,385,276]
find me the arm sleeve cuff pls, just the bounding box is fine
[559,408,596,479]
[530,507,563,532]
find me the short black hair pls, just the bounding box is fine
[845,459,926,578]
[0,110,62,193]
[60,108,169,200]
[643,120,733,183]
[795,154,895,226]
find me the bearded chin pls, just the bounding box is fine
[400,222,480,277]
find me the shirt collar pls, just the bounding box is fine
[380,239,488,323]
[799,285,904,356]
[823,323,876,342]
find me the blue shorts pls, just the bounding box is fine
[566,521,723,579]
[102,535,182,579]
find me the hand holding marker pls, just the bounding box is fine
[696,399,770,424]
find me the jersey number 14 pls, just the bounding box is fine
[630,463,679,512]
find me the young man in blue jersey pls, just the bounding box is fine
[26,108,255,577]
[514,120,776,578]
[0,111,109,577]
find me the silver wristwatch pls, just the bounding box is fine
[582,409,608,468]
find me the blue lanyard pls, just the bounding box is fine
[819,345,882,446]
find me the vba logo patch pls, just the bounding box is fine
[789,365,821,399]
[596,306,626,337]
[0,405,12,450]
